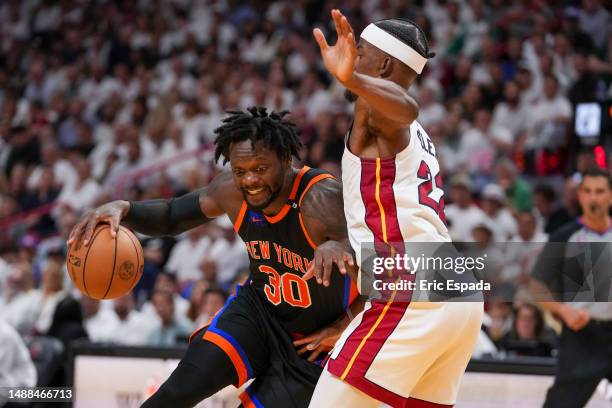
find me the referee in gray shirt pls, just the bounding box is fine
[531,167,612,408]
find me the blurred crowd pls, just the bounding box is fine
[0,0,611,389]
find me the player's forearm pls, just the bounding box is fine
[123,191,211,236]
[343,72,418,125]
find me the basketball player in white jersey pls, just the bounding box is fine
[305,10,484,407]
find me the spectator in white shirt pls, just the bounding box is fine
[103,137,147,194]
[416,85,447,130]
[515,66,540,107]
[437,110,467,174]
[56,155,101,213]
[481,183,519,242]
[147,290,193,347]
[502,211,548,289]
[524,75,572,150]
[0,318,37,389]
[578,0,611,50]
[0,262,40,336]
[27,142,78,192]
[202,219,249,286]
[165,224,216,287]
[514,210,549,244]
[110,292,156,346]
[33,259,68,335]
[194,287,229,329]
[445,174,489,242]
[160,123,199,187]
[81,296,119,342]
[186,280,210,324]
[141,272,189,322]
[491,81,527,140]
[460,109,512,175]
[180,99,209,148]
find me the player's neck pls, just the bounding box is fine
[261,167,297,217]
[580,214,611,233]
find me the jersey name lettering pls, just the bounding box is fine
[416,129,436,158]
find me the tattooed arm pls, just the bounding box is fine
[300,177,358,285]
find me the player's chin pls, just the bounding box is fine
[245,191,273,210]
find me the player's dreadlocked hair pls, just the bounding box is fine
[374,18,435,60]
[213,106,303,165]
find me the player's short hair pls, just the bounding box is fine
[214,106,303,165]
[372,18,433,60]
[581,167,612,188]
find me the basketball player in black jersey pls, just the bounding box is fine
[68,107,363,407]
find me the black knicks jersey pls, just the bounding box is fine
[233,166,358,335]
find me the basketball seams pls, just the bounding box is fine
[81,227,105,298]
[69,225,143,300]
[102,228,119,299]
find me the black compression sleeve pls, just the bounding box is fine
[123,190,211,236]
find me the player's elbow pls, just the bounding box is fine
[401,96,419,124]
[386,96,418,126]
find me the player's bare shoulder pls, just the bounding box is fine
[199,170,244,219]
[349,98,413,159]
[299,176,347,243]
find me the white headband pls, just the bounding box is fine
[360,23,428,74]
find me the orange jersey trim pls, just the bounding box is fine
[295,172,335,250]
[233,201,248,232]
[202,330,248,386]
[188,324,209,344]
[265,166,310,224]
[348,280,359,305]
[298,212,317,249]
[297,173,336,206]
[239,391,258,408]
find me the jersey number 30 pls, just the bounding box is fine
[417,160,447,224]
[259,265,312,308]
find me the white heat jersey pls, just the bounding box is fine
[342,120,451,284]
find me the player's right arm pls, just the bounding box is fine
[67,171,240,249]
[313,9,418,127]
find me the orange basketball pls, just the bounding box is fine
[67,224,144,300]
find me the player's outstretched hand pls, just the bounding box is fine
[313,9,356,84]
[293,318,345,362]
[67,200,130,250]
[304,240,355,287]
